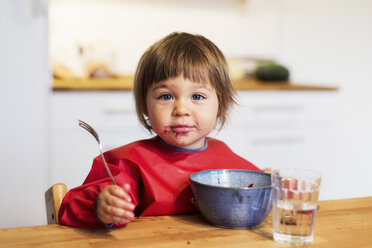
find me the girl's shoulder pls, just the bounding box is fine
[205,137,230,149]
[103,137,160,162]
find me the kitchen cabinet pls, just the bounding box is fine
[50,90,338,196]
[216,91,338,171]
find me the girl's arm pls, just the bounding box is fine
[58,157,139,229]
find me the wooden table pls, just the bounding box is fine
[1,197,371,247]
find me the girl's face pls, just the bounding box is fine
[146,75,219,150]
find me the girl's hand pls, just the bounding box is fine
[96,184,135,225]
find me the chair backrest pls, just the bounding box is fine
[45,183,67,224]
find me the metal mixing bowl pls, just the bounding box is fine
[189,169,272,228]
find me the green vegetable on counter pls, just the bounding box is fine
[254,62,290,82]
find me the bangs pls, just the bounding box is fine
[154,53,210,84]
[145,35,219,86]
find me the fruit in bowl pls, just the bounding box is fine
[189,169,272,228]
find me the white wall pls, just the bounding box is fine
[0,0,49,228]
[49,0,279,76]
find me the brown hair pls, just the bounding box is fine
[133,32,236,133]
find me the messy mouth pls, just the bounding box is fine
[170,125,194,133]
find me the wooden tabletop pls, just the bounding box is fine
[1,197,371,247]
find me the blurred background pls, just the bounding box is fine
[1,0,371,228]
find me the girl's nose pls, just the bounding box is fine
[172,100,190,117]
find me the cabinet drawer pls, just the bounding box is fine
[233,91,338,126]
[51,92,138,130]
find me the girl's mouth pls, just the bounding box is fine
[170,125,194,133]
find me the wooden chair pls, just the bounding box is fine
[45,183,67,224]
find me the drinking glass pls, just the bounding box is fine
[271,168,321,246]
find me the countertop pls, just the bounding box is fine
[52,76,338,91]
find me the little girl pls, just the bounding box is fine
[58,32,262,228]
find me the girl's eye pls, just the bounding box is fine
[160,94,173,100]
[192,94,204,100]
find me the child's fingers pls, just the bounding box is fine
[97,184,136,225]
[102,204,134,219]
[107,185,125,198]
[97,200,135,223]
[98,209,133,224]
[122,183,131,192]
[108,185,132,202]
[105,195,135,211]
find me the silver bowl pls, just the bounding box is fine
[189,169,272,228]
